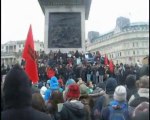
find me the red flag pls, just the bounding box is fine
[22,25,39,83]
[109,59,114,73]
[46,67,55,78]
[104,54,109,65]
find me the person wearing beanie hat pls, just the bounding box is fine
[60,83,87,120]
[1,64,52,120]
[114,85,127,101]
[101,85,130,120]
[105,77,118,103]
[65,79,76,88]
[106,77,117,95]
[40,86,47,98]
[79,83,92,120]
[79,83,89,97]
[63,79,76,101]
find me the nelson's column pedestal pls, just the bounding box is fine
[38,0,92,53]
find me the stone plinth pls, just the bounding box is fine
[38,0,92,53]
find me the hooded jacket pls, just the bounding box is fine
[60,100,86,120]
[1,64,51,120]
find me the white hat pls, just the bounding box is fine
[114,85,127,101]
[40,86,47,98]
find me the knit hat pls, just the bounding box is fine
[106,77,117,94]
[92,87,104,94]
[65,79,76,88]
[3,64,32,109]
[77,78,84,85]
[66,84,80,100]
[79,83,89,96]
[40,86,47,98]
[114,85,127,101]
[50,76,59,90]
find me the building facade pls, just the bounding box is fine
[87,17,149,65]
[1,40,44,66]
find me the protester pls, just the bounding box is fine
[1,64,52,120]
[44,76,63,104]
[60,84,86,120]
[128,75,149,107]
[32,93,47,113]
[63,78,76,101]
[79,83,91,120]
[101,85,130,120]
[105,77,118,102]
[125,74,138,101]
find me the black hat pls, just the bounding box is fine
[3,64,32,109]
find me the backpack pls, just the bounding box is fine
[129,93,149,107]
[108,105,128,120]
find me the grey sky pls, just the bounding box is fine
[1,0,149,44]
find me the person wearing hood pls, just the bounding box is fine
[125,74,138,101]
[101,85,130,120]
[1,64,51,120]
[128,75,149,107]
[44,76,63,104]
[60,83,86,120]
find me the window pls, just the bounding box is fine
[19,44,21,48]
[128,51,130,55]
[133,50,135,55]
[133,42,134,47]
[120,52,121,57]
[136,42,138,47]
[137,50,139,55]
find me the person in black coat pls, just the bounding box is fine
[125,74,138,101]
[1,64,52,120]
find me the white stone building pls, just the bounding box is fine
[1,40,44,66]
[87,17,149,65]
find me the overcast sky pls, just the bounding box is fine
[1,0,149,44]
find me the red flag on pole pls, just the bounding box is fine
[104,54,109,65]
[109,59,114,73]
[22,25,39,83]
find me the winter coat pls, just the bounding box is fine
[79,95,92,120]
[89,88,108,120]
[128,88,149,105]
[60,100,86,120]
[126,87,137,102]
[2,107,51,120]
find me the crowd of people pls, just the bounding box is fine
[1,50,149,120]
